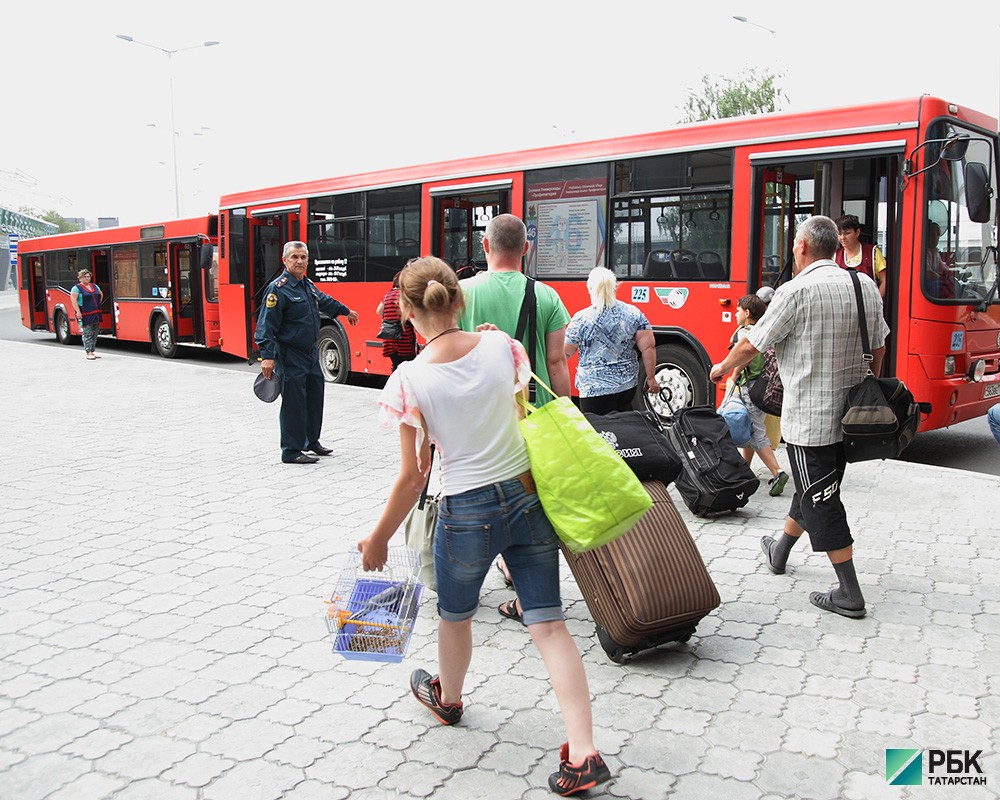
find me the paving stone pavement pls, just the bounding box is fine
[1,329,999,800]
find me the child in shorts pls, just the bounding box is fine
[729,294,788,496]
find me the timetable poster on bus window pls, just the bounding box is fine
[526,178,608,278]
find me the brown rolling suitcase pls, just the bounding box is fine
[561,480,720,663]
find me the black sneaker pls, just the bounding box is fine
[410,669,463,725]
[548,743,611,796]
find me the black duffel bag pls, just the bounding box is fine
[584,409,682,486]
[842,376,919,462]
[841,269,920,462]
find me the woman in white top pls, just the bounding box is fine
[357,257,609,796]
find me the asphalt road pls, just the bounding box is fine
[3,290,997,476]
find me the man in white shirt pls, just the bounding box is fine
[710,216,889,618]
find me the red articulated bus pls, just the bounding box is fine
[20,97,1000,431]
[18,216,219,357]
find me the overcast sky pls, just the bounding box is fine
[3,0,999,226]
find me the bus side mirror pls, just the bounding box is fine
[199,244,215,271]
[964,162,992,223]
[941,134,970,161]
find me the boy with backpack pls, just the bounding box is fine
[727,294,788,496]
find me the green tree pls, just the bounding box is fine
[18,207,82,233]
[680,68,787,123]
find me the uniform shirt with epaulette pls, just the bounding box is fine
[254,271,350,358]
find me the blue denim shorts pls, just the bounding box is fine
[434,476,563,626]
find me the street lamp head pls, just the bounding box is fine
[116,34,134,42]
[204,41,220,47]
[733,15,776,35]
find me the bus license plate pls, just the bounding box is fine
[984,383,1000,399]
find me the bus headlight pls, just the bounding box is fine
[944,356,956,375]
[969,359,986,382]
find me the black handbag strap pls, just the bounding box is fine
[847,268,874,370]
[514,277,537,374]
[417,443,435,510]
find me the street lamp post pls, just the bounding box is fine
[116,35,219,218]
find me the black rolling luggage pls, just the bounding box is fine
[562,480,720,663]
[664,405,760,516]
[583,410,682,486]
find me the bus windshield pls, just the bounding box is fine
[923,120,999,303]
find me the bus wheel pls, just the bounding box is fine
[637,343,709,422]
[318,324,350,384]
[54,310,74,345]
[152,315,178,358]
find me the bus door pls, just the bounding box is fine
[90,249,114,335]
[22,255,47,330]
[426,176,518,273]
[439,198,476,269]
[169,241,201,342]
[247,208,300,354]
[200,240,221,348]
[755,168,797,290]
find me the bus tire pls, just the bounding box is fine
[152,315,179,358]
[54,310,74,345]
[636,342,709,422]
[318,324,350,384]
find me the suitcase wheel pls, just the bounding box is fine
[595,625,626,664]
[595,624,698,664]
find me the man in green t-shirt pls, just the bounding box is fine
[459,213,572,625]
[458,214,570,406]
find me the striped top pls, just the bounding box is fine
[379,287,416,357]
[748,260,890,446]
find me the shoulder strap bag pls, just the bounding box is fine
[519,373,652,553]
[841,269,920,462]
[748,346,783,417]
[402,443,438,590]
[514,277,538,402]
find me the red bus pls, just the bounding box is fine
[212,96,999,431]
[21,97,998,431]
[18,216,220,357]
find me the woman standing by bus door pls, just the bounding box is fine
[834,214,887,300]
[377,271,417,371]
[70,268,103,360]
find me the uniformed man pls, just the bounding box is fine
[255,241,359,464]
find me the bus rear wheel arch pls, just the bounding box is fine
[318,324,350,384]
[152,314,179,358]
[636,342,710,422]
[54,309,75,345]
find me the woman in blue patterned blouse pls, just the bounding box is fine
[564,267,659,415]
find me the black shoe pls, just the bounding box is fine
[410,669,463,725]
[760,536,786,575]
[282,453,319,464]
[548,743,612,796]
[308,442,333,456]
[497,598,524,626]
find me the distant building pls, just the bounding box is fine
[0,206,58,290]
[98,217,120,229]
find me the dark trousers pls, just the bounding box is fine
[277,345,325,459]
[579,386,635,416]
[389,352,416,372]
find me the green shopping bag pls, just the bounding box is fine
[519,375,652,553]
